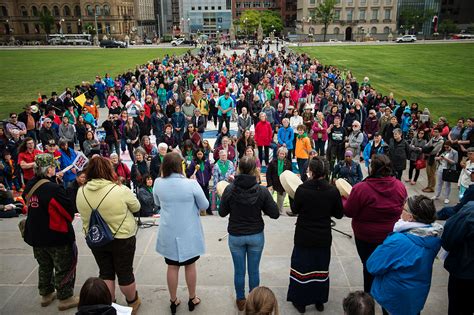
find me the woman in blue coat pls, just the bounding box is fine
[153,152,209,314]
[367,195,443,315]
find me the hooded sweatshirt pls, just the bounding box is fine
[344,176,407,243]
[367,221,443,315]
[76,179,140,239]
[219,174,279,235]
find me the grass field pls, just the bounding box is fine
[294,43,474,123]
[0,48,188,118]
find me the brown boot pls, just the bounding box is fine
[127,291,142,315]
[41,292,56,307]
[236,298,246,311]
[58,296,79,311]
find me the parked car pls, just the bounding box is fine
[451,33,474,39]
[263,37,272,44]
[171,38,184,46]
[99,40,127,48]
[328,39,342,43]
[396,35,417,43]
[144,38,153,44]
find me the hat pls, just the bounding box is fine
[345,150,353,157]
[75,85,81,89]
[287,105,294,110]
[46,139,57,146]
[304,104,312,110]
[43,117,52,124]
[41,95,48,99]
[30,105,39,113]
[35,153,57,168]
[51,92,57,96]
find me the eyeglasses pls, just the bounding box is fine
[11,116,17,119]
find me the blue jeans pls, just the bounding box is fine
[228,232,264,299]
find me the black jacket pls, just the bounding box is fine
[266,158,292,194]
[76,304,117,315]
[388,138,410,171]
[291,179,343,247]
[23,177,75,247]
[150,154,164,180]
[219,174,279,236]
[191,115,206,133]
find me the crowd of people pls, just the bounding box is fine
[2,43,473,315]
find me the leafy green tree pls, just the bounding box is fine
[399,8,436,34]
[39,11,54,35]
[84,23,96,36]
[239,10,283,37]
[315,0,336,42]
[438,19,458,37]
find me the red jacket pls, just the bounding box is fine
[312,120,328,141]
[254,121,273,146]
[344,176,407,244]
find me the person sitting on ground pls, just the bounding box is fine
[76,277,117,315]
[342,291,375,315]
[0,182,22,218]
[245,286,279,315]
[367,195,443,315]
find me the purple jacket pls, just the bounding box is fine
[186,160,212,187]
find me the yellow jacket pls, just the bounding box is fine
[197,99,209,115]
[76,179,140,239]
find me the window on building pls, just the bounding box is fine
[0,6,8,17]
[105,22,111,34]
[360,0,366,5]
[64,6,71,16]
[371,8,378,20]
[383,26,390,34]
[347,0,354,5]
[310,0,315,4]
[95,5,101,15]
[359,9,366,20]
[191,7,195,10]
[23,23,29,34]
[373,0,379,4]
[103,5,110,15]
[385,0,391,4]
[205,6,208,10]
[335,0,341,4]
[198,6,202,10]
[74,5,81,17]
[334,27,340,34]
[66,22,72,33]
[334,10,340,20]
[218,6,222,9]
[321,27,326,34]
[371,26,377,34]
[42,6,49,14]
[97,22,103,34]
[34,24,40,33]
[86,5,93,16]
[212,6,215,10]
[347,10,353,21]
[53,6,60,17]
[32,6,39,17]
[384,9,391,20]
[20,6,28,16]
[253,2,261,8]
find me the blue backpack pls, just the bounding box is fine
[82,185,127,248]
[361,132,369,149]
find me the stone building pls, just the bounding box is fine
[0,0,139,42]
[296,0,399,41]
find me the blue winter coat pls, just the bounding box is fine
[153,174,209,262]
[401,107,412,133]
[277,126,295,150]
[171,112,186,129]
[362,139,387,168]
[59,148,78,183]
[367,227,442,315]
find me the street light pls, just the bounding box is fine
[60,18,65,35]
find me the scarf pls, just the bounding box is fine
[199,160,205,171]
[277,159,285,176]
[297,132,307,139]
[217,160,229,175]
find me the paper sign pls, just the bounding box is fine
[72,151,89,171]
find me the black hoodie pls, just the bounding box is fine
[219,174,279,235]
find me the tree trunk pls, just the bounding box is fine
[323,23,328,42]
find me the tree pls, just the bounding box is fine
[84,23,96,36]
[39,11,54,35]
[438,19,458,37]
[315,0,336,42]
[239,10,283,37]
[399,8,436,34]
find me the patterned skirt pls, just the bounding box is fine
[287,245,330,306]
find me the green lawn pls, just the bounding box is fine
[0,48,188,118]
[294,43,474,123]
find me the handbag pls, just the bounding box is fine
[82,185,127,248]
[442,169,461,183]
[19,179,50,238]
[415,158,426,170]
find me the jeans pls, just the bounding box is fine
[393,169,403,180]
[228,232,265,300]
[297,158,308,178]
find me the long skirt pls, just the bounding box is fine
[287,245,330,306]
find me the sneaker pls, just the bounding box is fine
[444,199,450,204]
[236,298,246,311]
[422,188,434,193]
[58,296,79,311]
[431,196,439,200]
[127,292,142,315]
[41,292,56,307]
[315,302,325,312]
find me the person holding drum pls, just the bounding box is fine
[287,156,344,313]
[211,150,235,211]
[344,154,407,294]
[266,146,293,213]
[219,156,279,311]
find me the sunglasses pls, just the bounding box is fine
[11,116,17,119]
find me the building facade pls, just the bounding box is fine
[297,0,399,41]
[180,0,232,38]
[154,0,173,37]
[135,0,156,38]
[397,0,440,36]
[231,0,295,29]
[440,0,474,29]
[0,0,138,42]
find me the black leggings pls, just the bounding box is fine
[258,146,270,166]
[408,160,420,182]
[355,238,381,293]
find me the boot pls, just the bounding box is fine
[58,296,79,311]
[127,291,141,315]
[41,292,56,307]
[236,298,246,312]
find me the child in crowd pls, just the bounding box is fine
[1,151,21,191]
[295,124,312,178]
[245,286,279,315]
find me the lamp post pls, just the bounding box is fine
[244,18,248,40]
[94,9,99,44]
[60,18,65,35]
[77,18,82,33]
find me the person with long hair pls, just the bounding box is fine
[137,175,157,217]
[124,116,140,163]
[153,152,209,314]
[110,153,131,187]
[266,146,292,213]
[76,277,115,314]
[237,129,256,159]
[219,156,279,311]
[76,156,141,315]
[131,148,150,191]
[245,286,279,315]
[367,195,443,315]
[139,135,158,159]
[18,137,42,184]
[186,148,213,215]
[344,154,407,294]
[287,157,344,313]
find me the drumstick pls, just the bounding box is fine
[218,233,229,241]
